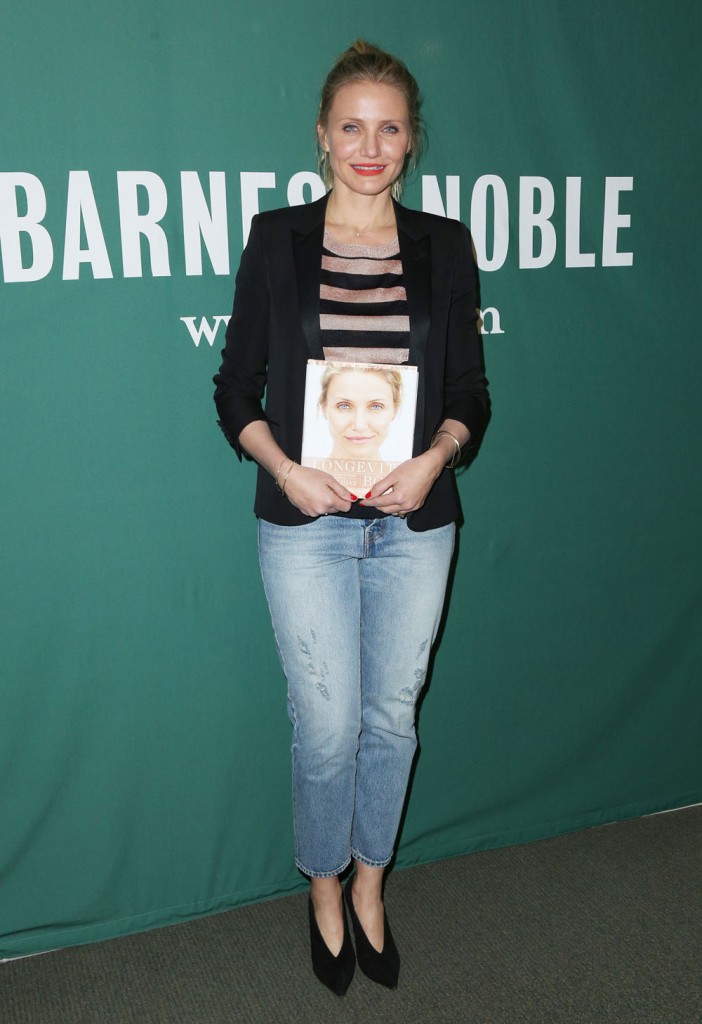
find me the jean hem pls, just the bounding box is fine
[351,847,393,869]
[295,856,352,879]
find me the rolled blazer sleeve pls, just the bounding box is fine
[213,215,270,459]
[441,222,491,457]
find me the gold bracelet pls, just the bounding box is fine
[430,429,462,469]
[274,457,291,493]
[280,461,296,496]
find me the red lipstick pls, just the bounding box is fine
[351,164,386,176]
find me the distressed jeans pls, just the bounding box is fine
[258,515,455,877]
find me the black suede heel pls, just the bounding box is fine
[344,880,400,989]
[308,895,356,996]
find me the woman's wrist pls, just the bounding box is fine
[274,457,296,495]
[428,429,462,469]
[417,444,451,490]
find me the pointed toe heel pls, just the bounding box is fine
[308,895,356,996]
[344,880,400,990]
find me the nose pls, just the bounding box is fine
[352,407,369,430]
[360,130,379,159]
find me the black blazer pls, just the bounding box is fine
[214,192,490,531]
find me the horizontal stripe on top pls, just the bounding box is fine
[320,300,408,318]
[320,283,408,304]
[323,232,402,259]
[322,255,403,277]
[320,313,411,333]
[320,269,403,292]
[323,346,410,364]
[320,330,411,350]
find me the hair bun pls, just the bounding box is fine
[348,39,384,57]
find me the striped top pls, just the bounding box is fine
[320,231,410,365]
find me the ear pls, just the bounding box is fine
[316,122,329,152]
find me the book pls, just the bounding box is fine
[301,359,419,492]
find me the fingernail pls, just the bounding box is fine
[349,493,358,501]
[365,491,372,499]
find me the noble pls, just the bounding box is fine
[422,173,634,270]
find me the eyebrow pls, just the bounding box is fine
[334,396,388,403]
[334,116,407,124]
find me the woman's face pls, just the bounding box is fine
[318,82,411,199]
[322,371,397,458]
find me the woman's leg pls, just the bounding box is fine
[347,862,386,951]
[309,876,345,955]
[259,516,371,952]
[352,516,455,944]
[258,517,366,879]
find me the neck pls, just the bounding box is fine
[325,188,396,237]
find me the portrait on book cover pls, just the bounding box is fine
[301,360,418,491]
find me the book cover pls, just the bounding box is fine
[301,359,419,492]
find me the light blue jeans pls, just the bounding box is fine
[258,515,455,878]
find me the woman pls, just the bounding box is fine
[319,364,402,463]
[214,40,490,996]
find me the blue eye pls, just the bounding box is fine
[382,125,399,133]
[342,124,359,132]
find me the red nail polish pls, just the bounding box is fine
[349,493,358,501]
[365,490,373,499]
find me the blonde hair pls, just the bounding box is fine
[318,364,403,412]
[316,40,425,200]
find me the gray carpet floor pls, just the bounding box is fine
[2,806,701,1024]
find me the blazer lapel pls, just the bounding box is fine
[394,200,431,453]
[292,194,329,360]
[395,200,431,367]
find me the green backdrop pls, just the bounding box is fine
[1,0,700,958]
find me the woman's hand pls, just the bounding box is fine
[361,420,469,517]
[284,464,356,518]
[359,449,446,517]
[237,422,355,518]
